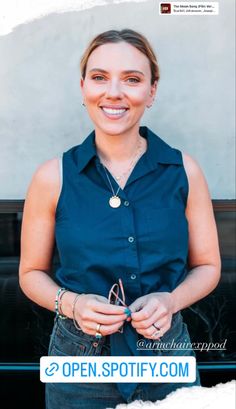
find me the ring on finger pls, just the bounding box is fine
[153,323,161,331]
[151,325,162,338]
[152,330,162,338]
[95,323,102,339]
[96,323,101,332]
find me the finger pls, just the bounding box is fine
[92,299,129,316]
[130,302,157,322]
[84,320,125,336]
[134,325,160,339]
[131,311,168,330]
[101,321,126,336]
[132,311,172,338]
[128,297,145,314]
[135,320,170,340]
[83,311,128,326]
[150,322,170,339]
[75,294,130,316]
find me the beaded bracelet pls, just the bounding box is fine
[55,287,68,319]
[58,289,69,317]
[72,293,84,331]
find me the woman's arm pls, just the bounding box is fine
[170,152,221,313]
[19,158,64,312]
[19,159,127,335]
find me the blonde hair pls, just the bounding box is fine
[80,29,160,85]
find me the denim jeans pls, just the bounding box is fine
[45,314,201,409]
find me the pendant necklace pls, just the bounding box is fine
[100,139,143,208]
[102,165,122,208]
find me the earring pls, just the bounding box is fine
[82,102,86,107]
[147,98,155,108]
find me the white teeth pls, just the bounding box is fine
[102,107,127,115]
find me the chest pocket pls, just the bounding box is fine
[145,207,188,254]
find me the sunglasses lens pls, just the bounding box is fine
[114,297,121,306]
[109,293,117,304]
[109,287,119,305]
[108,281,126,307]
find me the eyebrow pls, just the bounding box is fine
[88,68,145,76]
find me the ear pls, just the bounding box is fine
[150,80,158,99]
[147,80,158,107]
[80,77,84,91]
[80,77,85,101]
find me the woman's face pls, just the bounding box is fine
[80,42,157,137]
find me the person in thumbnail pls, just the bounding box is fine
[19,29,221,409]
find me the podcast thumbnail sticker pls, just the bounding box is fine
[159,2,219,15]
[160,3,171,13]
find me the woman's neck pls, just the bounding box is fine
[94,127,146,165]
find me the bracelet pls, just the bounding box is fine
[72,293,84,331]
[58,289,69,317]
[55,287,68,319]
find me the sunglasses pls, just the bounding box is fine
[108,278,129,333]
[108,278,127,307]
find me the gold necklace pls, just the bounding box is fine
[100,139,144,208]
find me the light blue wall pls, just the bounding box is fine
[0,0,235,199]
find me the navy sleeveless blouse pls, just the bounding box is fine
[55,126,189,399]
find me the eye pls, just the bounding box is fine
[92,75,105,81]
[126,77,140,83]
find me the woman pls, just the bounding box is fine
[19,29,221,408]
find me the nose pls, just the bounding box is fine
[105,79,123,99]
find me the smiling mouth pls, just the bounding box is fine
[100,107,129,118]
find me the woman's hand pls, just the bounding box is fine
[128,292,175,339]
[72,293,129,336]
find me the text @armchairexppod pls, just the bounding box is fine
[136,339,227,352]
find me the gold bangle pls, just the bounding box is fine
[72,293,84,331]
